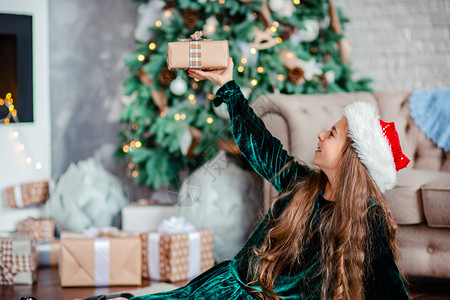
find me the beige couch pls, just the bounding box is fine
[250,91,450,278]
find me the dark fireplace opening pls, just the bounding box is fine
[0,13,33,123]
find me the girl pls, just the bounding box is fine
[114,57,411,299]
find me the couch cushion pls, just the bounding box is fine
[422,175,450,228]
[385,169,445,225]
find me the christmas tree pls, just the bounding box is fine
[117,0,373,190]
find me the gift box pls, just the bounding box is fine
[122,199,177,233]
[0,207,42,232]
[0,236,37,285]
[140,217,215,282]
[167,31,229,70]
[59,228,142,287]
[37,240,60,267]
[5,180,49,208]
[17,217,55,241]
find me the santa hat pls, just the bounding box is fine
[343,101,410,193]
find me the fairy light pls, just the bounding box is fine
[11,110,17,117]
[277,74,286,81]
[123,145,130,153]
[35,162,42,170]
[206,117,213,124]
[219,0,225,4]
[190,99,196,105]
[137,54,145,61]
[26,157,32,164]
[132,124,138,130]
[155,20,162,27]
[18,144,25,151]
[160,111,166,117]
[132,170,139,178]
[128,162,134,169]
[188,94,195,101]
[270,26,277,33]
[180,114,186,120]
[164,11,172,18]
[13,131,19,138]
[241,57,247,64]
[135,141,142,148]
[149,43,156,50]
[250,48,257,55]
[175,114,181,120]
[257,67,264,73]
[208,94,214,100]
[6,93,12,101]
[293,0,300,5]
[194,78,199,82]
[224,25,230,31]
[0,99,4,106]
[4,119,9,124]
[273,22,279,27]
[192,82,199,89]
[9,105,14,111]
[130,141,136,148]
[286,52,294,59]
[277,37,283,43]
[251,79,258,86]
[238,66,244,72]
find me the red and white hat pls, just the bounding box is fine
[343,101,410,193]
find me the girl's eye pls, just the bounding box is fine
[329,130,333,137]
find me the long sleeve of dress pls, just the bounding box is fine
[214,80,312,194]
[364,205,410,300]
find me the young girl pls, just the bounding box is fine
[111,58,410,300]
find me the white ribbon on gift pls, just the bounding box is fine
[148,216,201,280]
[14,184,24,207]
[94,237,110,286]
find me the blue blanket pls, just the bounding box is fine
[409,88,450,152]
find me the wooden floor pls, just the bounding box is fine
[1,267,449,300]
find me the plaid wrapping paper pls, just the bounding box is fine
[189,31,202,69]
[5,180,49,208]
[0,237,37,285]
[140,229,215,282]
[18,217,55,242]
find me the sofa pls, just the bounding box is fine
[249,90,450,278]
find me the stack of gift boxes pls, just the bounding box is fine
[1,32,224,287]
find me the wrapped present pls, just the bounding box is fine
[37,240,60,267]
[167,31,229,70]
[17,217,55,241]
[122,199,177,233]
[0,236,37,285]
[59,227,141,287]
[140,217,215,282]
[5,180,49,208]
[0,207,42,232]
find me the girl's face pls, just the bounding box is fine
[313,117,349,176]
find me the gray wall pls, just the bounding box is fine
[50,0,450,201]
[49,0,153,201]
[336,0,450,91]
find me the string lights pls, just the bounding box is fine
[1,93,19,124]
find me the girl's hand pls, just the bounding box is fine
[187,57,234,87]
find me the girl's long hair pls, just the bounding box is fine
[245,137,404,299]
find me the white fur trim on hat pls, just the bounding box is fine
[343,101,396,193]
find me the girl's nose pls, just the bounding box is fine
[318,131,325,141]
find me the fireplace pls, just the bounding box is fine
[0,13,33,123]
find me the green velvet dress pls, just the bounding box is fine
[132,80,410,300]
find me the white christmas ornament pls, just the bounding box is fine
[237,41,258,66]
[297,58,323,80]
[269,0,295,18]
[202,16,218,37]
[134,0,166,42]
[299,19,320,42]
[170,75,188,96]
[213,103,230,120]
[325,70,336,83]
[179,128,193,156]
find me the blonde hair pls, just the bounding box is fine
[245,137,404,299]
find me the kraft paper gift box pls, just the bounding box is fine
[0,207,42,232]
[37,240,60,267]
[122,199,177,233]
[140,229,215,282]
[0,236,37,285]
[59,228,142,287]
[167,31,229,70]
[5,180,49,208]
[17,217,55,241]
